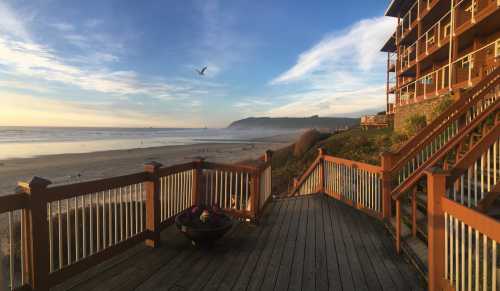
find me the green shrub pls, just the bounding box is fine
[404,114,427,137]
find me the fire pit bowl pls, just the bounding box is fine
[175,205,233,246]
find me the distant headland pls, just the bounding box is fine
[227,116,360,130]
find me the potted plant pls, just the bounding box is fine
[175,205,233,246]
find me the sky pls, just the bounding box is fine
[0,0,395,128]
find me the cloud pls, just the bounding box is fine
[84,19,103,28]
[267,85,386,117]
[0,3,182,99]
[0,1,30,40]
[50,22,74,32]
[0,91,193,127]
[271,16,395,84]
[193,0,258,77]
[259,16,395,118]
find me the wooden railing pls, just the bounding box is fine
[426,169,499,291]
[397,40,499,105]
[0,194,31,291]
[0,152,273,291]
[291,149,384,218]
[390,66,500,200]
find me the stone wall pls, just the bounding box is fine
[394,96,449,133]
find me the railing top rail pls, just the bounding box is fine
[290,154,322,195]
[43,171,148,203]
[392,65,500,164]
[442,196,500,242]
[324,155,382,174]
[0,192,30,213]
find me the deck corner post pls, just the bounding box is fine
[318,148,325,193]
[264,150,273,162]
[380,152,394,219]
[18,176,52,291]
[426,167,447,291]
[144,161,163,248]
[250,170,261,221]
[192,158,205,206]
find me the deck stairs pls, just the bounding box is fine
[387,67,500,279]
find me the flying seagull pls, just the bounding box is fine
[196,66,207,76]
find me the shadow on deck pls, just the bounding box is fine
[54,194,424,291]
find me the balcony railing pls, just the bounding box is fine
[0,153,272,291]
[455,0,499,33]
[397,39,498,106]
[398,1,419,40]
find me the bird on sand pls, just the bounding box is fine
[196,66,207,76]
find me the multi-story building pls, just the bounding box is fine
[381,0,499,130]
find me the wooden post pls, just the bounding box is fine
[426,167,447,291]
[318,148,325,193]
[144,161,162,248]
[381,152,395,219]
[18,177,52,291]
[396,199,401,254]
[264,150,273,163]
[251,171,261,221]
[192,159,204,206]
[412,186,417,237]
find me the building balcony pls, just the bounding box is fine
[395,39,499,106]
[397,1,419,43]
[454,0,499,36]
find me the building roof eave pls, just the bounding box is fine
[385,0,414,17]
[381,34,396,52]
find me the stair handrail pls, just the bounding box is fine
[391,66,500,164]
[389,68,500,178]
[289,151,323,196]
[392,99,500,199]
[446,123,500,185]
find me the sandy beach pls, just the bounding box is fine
[0,133,297,194]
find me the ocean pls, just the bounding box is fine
[0,127,291,160]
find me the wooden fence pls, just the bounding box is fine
[427,170,499,291]
[291,149,384,218]
[0,152,272,291]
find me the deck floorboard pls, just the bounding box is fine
[58,194,424,291]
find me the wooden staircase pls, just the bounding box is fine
[386,67,500,280]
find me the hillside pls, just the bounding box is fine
[228,116,359,130]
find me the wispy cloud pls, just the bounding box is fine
[50,22,74,32]
[0,0,30,40]
[193,0,258,77]
[0,91,188,127]
[263,16,395,117]
[0,1,201,100]
[271,16,395,85]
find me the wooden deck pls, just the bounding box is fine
[54,194,424,291]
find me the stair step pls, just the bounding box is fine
[401,204,428,242]
[387,218,429,278]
